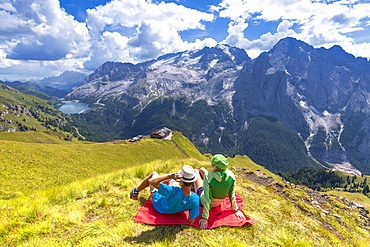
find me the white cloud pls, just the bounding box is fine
[84,0,215,67]
[214,0,370,59]
[0,2,16,12]
[83,32,130,70]
[222,18,249,47]
[277,20,294,33]
[127,20,187,60]
[1,0,217,80]
[86,0,214,36]
[0,0,91,79]
[221,17,297,58]
[1,0,370,81]
[0,0,90,62]
[187,38,218,51]
[0,49,19,69]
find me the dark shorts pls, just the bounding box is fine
[196,186,204,196]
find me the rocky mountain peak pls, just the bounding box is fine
[66,45,250,107]
[272,37,313,52]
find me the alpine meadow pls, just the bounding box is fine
[1,36,370,246]
[1,130,370,246]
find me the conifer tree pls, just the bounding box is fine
[362,185,369,195]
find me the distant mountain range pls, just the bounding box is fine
[36,71,86,91]
[64,38,370,175]
[4,71,86,98]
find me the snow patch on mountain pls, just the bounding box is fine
[67,45,250,110]
[299,100,341,144]
[298,100,362,175]
[209,59,219,68]
[217,44,234,60]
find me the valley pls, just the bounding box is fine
[2,37,370,178]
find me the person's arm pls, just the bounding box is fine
[228,177,238,212]
[228,176,246,220]
[188,197,200,224]
[199,173,212,229]
[149,172,182,189]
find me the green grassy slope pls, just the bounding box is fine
[1,159,369,246]
[0,84,72,135]
[0,132,206,195]
[0,131,82,144]
[1,131,369,246]
[327,190,370,211]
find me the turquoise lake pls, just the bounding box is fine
[55,101,91,114]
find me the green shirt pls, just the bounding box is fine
[200,170,238,219]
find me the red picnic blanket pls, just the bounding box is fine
[134,194,254,229]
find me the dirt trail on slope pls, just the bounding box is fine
[165,131,189,158]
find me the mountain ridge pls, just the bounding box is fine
[233,37,370,174]
[36,70,86,91]
[65,37,370,175]
[66,44,250,107]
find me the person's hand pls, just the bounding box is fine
[171,172,182,180]
[199,219,208,229]
[235,210,246,220]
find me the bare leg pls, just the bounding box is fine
[136,171,159,192]
[198,167,208,180]
[193,169,203,192]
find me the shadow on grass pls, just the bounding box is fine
[124,224,191,245]
[139,196,148,206]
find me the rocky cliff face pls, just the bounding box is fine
[233,37,370,174]
[67,38,370,175]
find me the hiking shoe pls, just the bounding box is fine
[130,188,139,199]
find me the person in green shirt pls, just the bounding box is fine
[194,154,246,229]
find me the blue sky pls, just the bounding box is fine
[0,0,370,81]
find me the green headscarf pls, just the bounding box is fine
[211,154,229,170]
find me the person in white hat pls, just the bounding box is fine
[130,165,200,224]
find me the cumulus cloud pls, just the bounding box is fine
[214,0,370,58]
[221,17,297,58]
[0,0,218,80]
[127,20,186,60]
[1,0,370,81]
[86,0,214,36]
[7,37,71,60]
[2,0,90,61]
[83,32,130,70]
[84,0,215,67]
[0,0,90,80]
[222,18,249,46]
